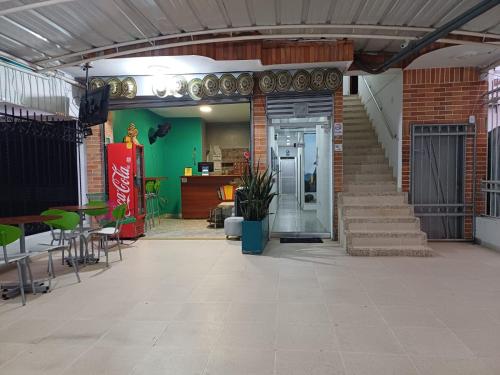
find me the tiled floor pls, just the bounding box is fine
[272,195,329,234]
[1,240,500,374]
[145,218,225,239]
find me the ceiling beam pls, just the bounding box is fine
[0,0,76,16]
[38,32,500,73]
[34,22,500,66]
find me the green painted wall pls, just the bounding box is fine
[112,109,203,215]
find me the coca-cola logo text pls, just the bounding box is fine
[111,163,131,216]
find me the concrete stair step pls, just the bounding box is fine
[340,193,406,205]
[343,148,385,157]
[344,217,420,231]
[344,163,391,174]
[347,230,427,247]
[343,139,379,147]
[344,113,369,120]
[343,96,362,102]
[344,182,397,194]
[342,204,413,217]
[343,126,373,133]
[344,129,378,142]
[347,245,434,257]
[344,173,394,183]
[344,154,387,164]
[343,116,371,126]
[344,106,366,112]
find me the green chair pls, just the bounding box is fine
[38,210,81,284]
[42,209,67,246]
[89,204,127,267]
[84,201,109,231]
[0,224,35,306]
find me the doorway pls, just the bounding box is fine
[410,123,475,239]
[268,119,332,237]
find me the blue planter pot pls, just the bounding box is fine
[242,216,269,254]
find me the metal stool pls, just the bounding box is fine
[145,181,156,230]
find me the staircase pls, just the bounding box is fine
[339,95,433,257]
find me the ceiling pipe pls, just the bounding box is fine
[356,0,500,74]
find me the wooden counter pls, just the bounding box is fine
[180,175,240,219]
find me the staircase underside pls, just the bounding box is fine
[340,95,433,257]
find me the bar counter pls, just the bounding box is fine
[180,175,241,219]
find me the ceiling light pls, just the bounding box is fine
[199,105,212,113]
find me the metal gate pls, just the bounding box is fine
[410,123,475,239]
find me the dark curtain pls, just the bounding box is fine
[0,120,79,235]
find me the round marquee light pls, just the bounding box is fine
[199,105,212,113]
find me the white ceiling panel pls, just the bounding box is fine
[85,1,146,40]
[8,12,90,52]
[355,0,399,25]
[0,16,68,57]
[151,103,250,123]
[460,6,500,32]
[279,0,303,25]
[154,0,204,32]
[223,0,252,27]
[306,0,332,24]
[249,0,276,25]
[35,6,115,47]
[61,2,133,43]
[190,0,228,28]
[329,0,364,24]
[125,0,180,34]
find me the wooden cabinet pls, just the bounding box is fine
[180,175,240,219]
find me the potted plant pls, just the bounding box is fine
[240,163,276,254]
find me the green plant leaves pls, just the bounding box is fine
[240,162,276,221]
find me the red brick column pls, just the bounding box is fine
[333,87,343,240]
[252,95,267,170]
[85,114,114,195]
[402,67,487,239]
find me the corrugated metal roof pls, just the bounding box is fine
[0,0,498,69]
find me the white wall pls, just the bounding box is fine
[205,122,250,149]
[316,124,331,231]
[267,126,278,231]
[476,217,500,251]
[0,62,79,116]
[343,76,350,95]
[475,67,500,251]
[358,71,403,190]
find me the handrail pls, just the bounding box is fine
[360,76,396,139]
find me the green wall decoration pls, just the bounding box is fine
[112,109,203,216]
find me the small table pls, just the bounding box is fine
[50,205,108,262]
[145,176,167,181]
[0,214,61,299]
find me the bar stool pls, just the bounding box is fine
[145,180,156,230]
[153,179,161,224]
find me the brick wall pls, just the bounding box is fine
[333,87,343,240]
[252,95,267,169]
[402,67,488,239]
[85,114,114,195]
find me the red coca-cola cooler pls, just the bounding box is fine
[107,143,146,238]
